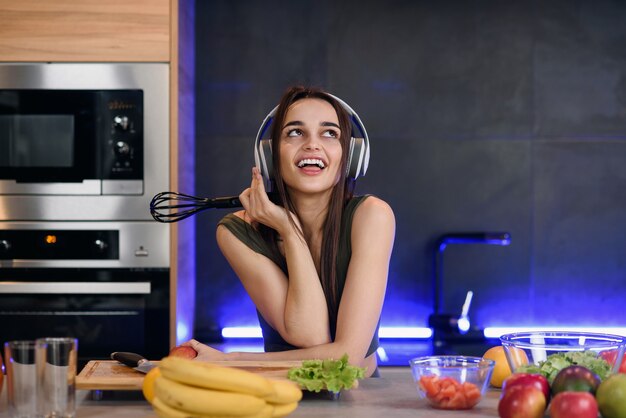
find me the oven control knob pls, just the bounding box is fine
[0,239,10,252]
[94,240,108,251]
[114,141,131,156]
[113,115,130,131]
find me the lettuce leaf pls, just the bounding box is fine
[517,350,612,383]
[287,354,365,393]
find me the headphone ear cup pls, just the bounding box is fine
[257,139,273,180]
[346,137,367,179]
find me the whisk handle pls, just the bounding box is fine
[209,193,281,208]
[209,196,242,208]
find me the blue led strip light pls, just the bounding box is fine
[220,326,626,339]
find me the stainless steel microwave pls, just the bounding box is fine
[0,63,169,221]
[0,89,144,195]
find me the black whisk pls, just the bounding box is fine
[150,191,243,223]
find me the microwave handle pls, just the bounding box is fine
[0,282,151,294]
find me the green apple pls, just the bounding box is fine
[596,373,626,418]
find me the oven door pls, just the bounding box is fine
[0,268,170,369]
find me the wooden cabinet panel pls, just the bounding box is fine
[0,0,170,62]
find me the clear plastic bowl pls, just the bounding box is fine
[408,355,495,410]
[499,331,626,381]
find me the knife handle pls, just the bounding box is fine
[111,351,146,367]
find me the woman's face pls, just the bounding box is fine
[278,98,344,195]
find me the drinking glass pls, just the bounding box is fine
[4,340,38,418]
[35,338,78,418]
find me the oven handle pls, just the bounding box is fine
[0,281,151,294]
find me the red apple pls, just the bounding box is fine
[168,345,198,359]
[498,385,546,418]
[502,373,550,403]
[549,391,598,418]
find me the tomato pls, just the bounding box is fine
[418,375,482,410]
[599,350,626,374]
[549,392,598,418]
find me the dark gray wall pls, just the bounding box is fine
[193,0,626,340]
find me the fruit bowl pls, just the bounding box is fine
[408,356,495,410]
[499,331,626,383]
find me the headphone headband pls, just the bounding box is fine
[254,93,370,181]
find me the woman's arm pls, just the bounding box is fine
[216,167,331,347]
[205,197,395,373]
[217,225,330,347]
[333,196,395,361]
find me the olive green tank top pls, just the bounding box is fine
[218,195,380,357]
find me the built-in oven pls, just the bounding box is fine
[0,222,170,368]
[0,63,171,366]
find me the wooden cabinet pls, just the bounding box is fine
[0,0,186,349]
[0,0,170,62]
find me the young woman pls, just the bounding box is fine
[184,86,395,377]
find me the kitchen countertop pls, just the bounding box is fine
[0,367,502,417]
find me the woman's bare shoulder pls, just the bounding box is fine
[355,195,395,222]
[216,210,250,242]
[349,196,395,245]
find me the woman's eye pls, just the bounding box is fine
[286,129,302,137]
[322,130,339,138]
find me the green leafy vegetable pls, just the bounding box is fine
[287,354,365,393]
[517,350,612,383]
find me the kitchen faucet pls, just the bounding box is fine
[429,232,511,349]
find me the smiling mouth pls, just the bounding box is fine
[297,158,326,169]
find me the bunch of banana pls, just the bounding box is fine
[148,356,303,418]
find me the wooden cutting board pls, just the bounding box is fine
[76,360,303,391]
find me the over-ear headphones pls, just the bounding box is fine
[254,94,370,181]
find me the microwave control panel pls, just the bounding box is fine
[101,90,144,180]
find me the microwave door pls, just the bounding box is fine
[0,90,100,194]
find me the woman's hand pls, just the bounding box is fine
[181,339,228,362]
[239,167,297,236]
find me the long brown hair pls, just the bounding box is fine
[259,85,356,326]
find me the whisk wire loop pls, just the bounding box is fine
[149,191,244,223]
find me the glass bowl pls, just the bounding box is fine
[499,331,626,383]
[408,356,495,410]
